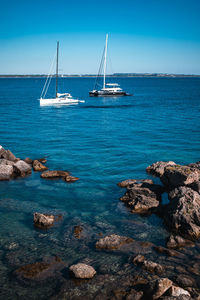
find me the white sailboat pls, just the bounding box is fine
[89,34,132,97]
[40,42,84,106]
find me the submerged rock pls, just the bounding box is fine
[120,180,163,214]
[33,160,48,172]
[96,234,134,250]
[13,160,32,177]
[40,170,70,178]
[15,256,66,281]
[164,187,200,239]
[34,212,55,229]
[0,164,14,180]
[118,179,153,188]
[69,263,96,279]
[73,225,83,238]
[166,235,194,249]
[146,161,176,177]
[133,255,164,274]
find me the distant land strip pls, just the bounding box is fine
[0,73,200,78]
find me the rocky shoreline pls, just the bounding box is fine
[0,145,200,299]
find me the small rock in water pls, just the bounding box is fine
[69,263,96,279]
[133,255,164,274]
[40,170,70,178]
[117,179,153,188]
[96,234,134,250]
[34,212,55,229]
[33,160,48,172]
[73,225,83,238]
[65,175,79,182]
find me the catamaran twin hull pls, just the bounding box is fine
[89,91,132,97]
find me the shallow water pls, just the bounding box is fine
[0,77,200,299]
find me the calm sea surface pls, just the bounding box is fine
[0,77,199,298]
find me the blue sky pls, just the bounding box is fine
[0,0,200,74]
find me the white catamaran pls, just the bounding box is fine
[40,42,84,106]
[89,34,132,97]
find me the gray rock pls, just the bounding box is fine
[0,159,15,166]
[13,160,32,177]
[96,234,134,250]
[161,165,200,188]
[165,187,200,239]
[120,180,163,213]
[0,164,14,180]
[146,161,176,177]
[69,263,96,279]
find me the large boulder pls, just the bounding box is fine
[34,213,55,229]
[120,180,164,213]
[0,164,14,180]
[40,170,70,178]
[164,187,200,239]
[13,160,32,177]
[33,160,48,172]
[96,234,134,250]
[146,161,176,177]
[0,159,15,166]
[69,263,96,279]
[161,165,200,189]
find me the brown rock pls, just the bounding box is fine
[96,234,134,250]
[69,263,96,279]
[118,179,153,188]
[65,175,79,182]
[147,278,173,299]
[132,255,145,264]
[154,246,179,257]
[13,160,32,177]
[146,161,176,177]
[34,212,55,229]
[0,146,18,162]
[33,160,48,172]
[38,158,47,164]
[24,157,33,164]
[161,164,200,188]
[40,170,70,178]
[120,180,163,213]
[164,187,200,239]
[168,285,190,297]
[73,225,83,238]
[166,235,194,249]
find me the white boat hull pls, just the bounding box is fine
[40,97,83,106]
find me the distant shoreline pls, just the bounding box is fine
[0,73,200,78]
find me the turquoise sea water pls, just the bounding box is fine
[0,77,200,298]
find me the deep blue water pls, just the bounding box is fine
[0,77,200,298]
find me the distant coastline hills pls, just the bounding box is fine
[0,73,199,78]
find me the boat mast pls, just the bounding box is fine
[103,34,108,89]
[56,41,59,98]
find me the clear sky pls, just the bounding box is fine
[0,0,200,74]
